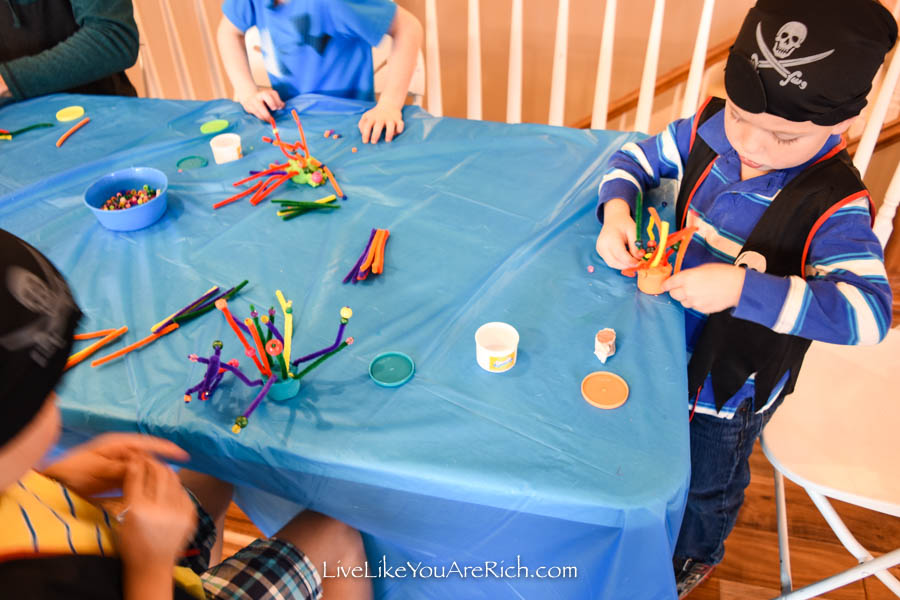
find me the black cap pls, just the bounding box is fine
[725,0,897,125]
[0,229,81,446]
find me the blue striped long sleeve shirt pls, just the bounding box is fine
[596,107,892,419]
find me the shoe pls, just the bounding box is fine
[673,557,715,598]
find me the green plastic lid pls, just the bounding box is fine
[369,352,415,387]
[200,119,229,134]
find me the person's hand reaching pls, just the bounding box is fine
[595,198,643,269]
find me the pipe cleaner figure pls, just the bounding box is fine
[185,293,354,434]
[622,207,698,296]
[213,109,345,211]
[185,341,262,402]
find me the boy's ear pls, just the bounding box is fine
[831,116,857,136]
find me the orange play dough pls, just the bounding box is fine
[581,371,629,409]
[637,263,673,295]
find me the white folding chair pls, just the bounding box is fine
[761,329,900,599]
[760,45,900,596]
[422,0,718,130]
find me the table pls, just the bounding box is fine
[1,93,690,600]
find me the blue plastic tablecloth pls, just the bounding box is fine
[0,93,689,600]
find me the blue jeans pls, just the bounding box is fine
[673,398,781,565]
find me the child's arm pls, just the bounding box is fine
[217,16,285,121]
[40,433,189,498]
[595,117,694,267]
[665,201,892,344]
[358,6,423,144]
[0,0,138,100]
[120,456,197,600]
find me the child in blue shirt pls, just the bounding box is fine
[217,0,422,144]
[594,0,895,596]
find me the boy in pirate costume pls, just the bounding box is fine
[594,0,895,596]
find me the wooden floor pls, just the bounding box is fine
[222,441,899,599]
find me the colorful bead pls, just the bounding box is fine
[100,185,159,211]
[266,339,284,356]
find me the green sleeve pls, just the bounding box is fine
[0,0,139,100]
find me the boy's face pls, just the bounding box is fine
[723,96,854,173]
[0,393,60,490]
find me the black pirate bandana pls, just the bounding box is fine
[725,0,897,125]
[0,229,81,447]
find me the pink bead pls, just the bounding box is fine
[587,265,595,273]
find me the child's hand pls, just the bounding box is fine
[595,198,643,269]
[662,263,747,313]
[119,456,197,568]
[41,433,189,498]
[237,87,285,121]
[358,102,404,143]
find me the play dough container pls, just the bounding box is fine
[594,328,616,363]
[637,263,673,295]
[475,322,519,373]
[266,377,300,403]
[84,167,168,231]
[210,133,243,164]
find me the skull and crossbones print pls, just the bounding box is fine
[750,21,834,89]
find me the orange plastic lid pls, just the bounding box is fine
[581,371,629,409]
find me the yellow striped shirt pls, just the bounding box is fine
[0,470,205,599]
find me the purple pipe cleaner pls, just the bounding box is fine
[242,375,277,418]
[219,362,263,387]
[292,321,346,365]
[265,319,284,344]
[157,286,220,331]
[343,228,377,283]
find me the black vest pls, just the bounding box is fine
[675,97,871,412]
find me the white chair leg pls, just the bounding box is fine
[806,490,900,596]
[774,468,794,594]
[775,547,900,600]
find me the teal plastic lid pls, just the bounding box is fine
[369,352,415,387]
[176,155,208,169]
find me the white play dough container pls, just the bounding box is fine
[210,133,243,164]
[475,322,519,373]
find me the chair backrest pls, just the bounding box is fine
[131,0,228,100]
[852,2,900,249]
[423,0,719,131]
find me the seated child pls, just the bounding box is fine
[0,228,372,600]
[217,0,423,144]
[593,0,895,596]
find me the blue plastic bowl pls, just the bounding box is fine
[84,167,168,231]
